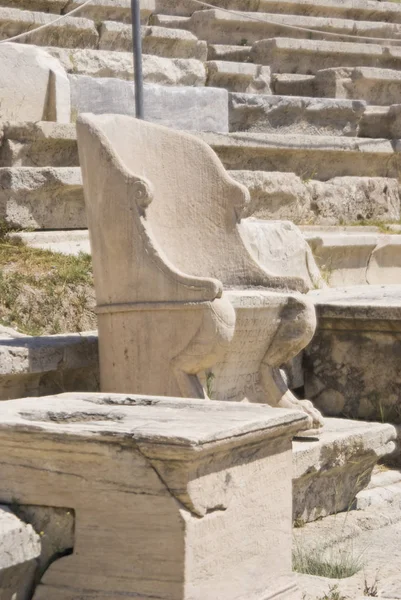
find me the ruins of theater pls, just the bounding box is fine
[0,0,401,598]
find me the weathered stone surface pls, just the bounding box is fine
[65,0,153,23]
[208,43,251,62]
[0,505,41,600]
[77,113,323,430]
[252,38,401,75]
[314,66,401,106]
[232,171,400,226]
[295,487,401,599]
[240,219,324,292]
[229,93,366,136]
[0,122,78,168]
[70,76,229,132]
[47,46,206,84]
[99,22,208,60]
[272,73,316,97]
[0,329,98,401]
[207,61,272,94]
[197,131,401,181]
[0,392,308,600]
[304,229,401,285]
[306,177,400,225]
[304,285,401,425]
[185,8,401,46]
[10,229,91,256]
[0,6,98,48]
[293,417,396,522]
[0,167,85,229]
[3,0,67,12]
[0,43,70,123]
[231,170,313,222]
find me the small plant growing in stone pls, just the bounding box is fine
[363,573,379,597]
[293,538,364,579]
[319,585,346,600]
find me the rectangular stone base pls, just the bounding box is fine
[293,417,396,523]
[0,392,307,600]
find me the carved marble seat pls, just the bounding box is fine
[77,114,323,430]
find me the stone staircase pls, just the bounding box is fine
[1,0,401,286]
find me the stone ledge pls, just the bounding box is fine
[293,417,396,522]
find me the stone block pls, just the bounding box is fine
[304,229,401,285]
[47,46,206,85]
[230,170,314,223]
[197,131,401,181]
[257,0,401,23]
[306,176,400,225]
[185,8,401,46]
[229,93,366,136]
[0,6,98,49]
[231,172,400,226]
[64,0,153,24]
[0,122,78,168]
[314,67,401,106]
[0,392,308,599]
[0,167,85,229]
[70,76,229,132]
[293,417,396,522]
[208,43,251,62]
[9,230,91,256]
[304,286,401,423]
[99,22,208,60]
[240,218,324,292]
[272,74,316,97]
[0,506,41,600]
[252,38,401,75]
[0,328,99,401]
[0,43,70,123]
[207,61,272,94]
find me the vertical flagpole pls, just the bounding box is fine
[131,0,144,119]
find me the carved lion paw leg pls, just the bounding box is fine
[278,393,324,432]
[260,365,324,432]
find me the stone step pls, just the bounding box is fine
[0,326,98,400]
[154,0,401,24]
[293,417,396,522]
[231,171,400,225]
[229,94,367,136]
[4,123,401,179]
[355,468,401,509]
[229,93,401,139]
[273,68,401,108]
[13,229,90,254]
[196,132,401,181]
[206,61,272,94]
[252,38,401,75]
[170,9,401,46]
[100,23,207,60]
[0,122,79,168]
[0,6,99,48]
[70,78,228,133]
[0,166,85,229]
[0,0,153,23]
[47,46,206,83]
[0,6,206,59]
[303,227,401,285]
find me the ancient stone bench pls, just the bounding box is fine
[0,391,308,600]
[77,113,323,430]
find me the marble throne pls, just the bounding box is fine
[77,114,323,430]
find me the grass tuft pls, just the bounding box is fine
[0,225,95,335]
[293,540,364,579]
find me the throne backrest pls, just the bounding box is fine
[77,114,291,304]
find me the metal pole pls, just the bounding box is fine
[131,0,144,119]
